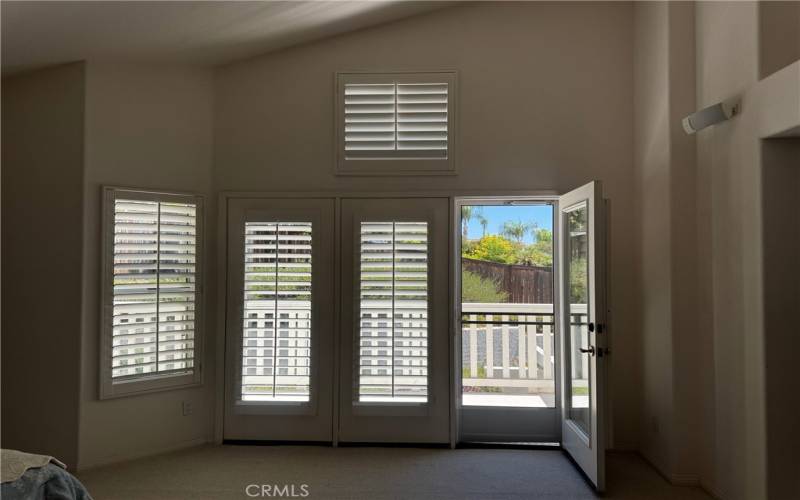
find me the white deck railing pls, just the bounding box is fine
[461,302,588,392]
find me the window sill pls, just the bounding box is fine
[99,371,201,400]
[233,400,317,416]
[351,400,430,417]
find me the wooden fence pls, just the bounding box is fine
[462,257,553,303]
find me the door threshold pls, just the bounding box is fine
[223,439,333,447]
[338,442,450,449]
[456,441,560,450]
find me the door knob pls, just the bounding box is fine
[579,346,595,356]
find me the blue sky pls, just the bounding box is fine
[462,204,553,243]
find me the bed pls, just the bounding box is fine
[1,449,92,500]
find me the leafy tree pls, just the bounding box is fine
[515,228,554,266]
[501,220,531,243]
[515,245,553,266]
[461,270,508,303]
[463,235,516,264]
[570,257,588,304]
[532,228,552,243]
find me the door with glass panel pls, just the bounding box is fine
[224,199,334,441]
[338,198,449,443]
[558,181,607,491]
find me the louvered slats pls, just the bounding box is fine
[344,84,395,153]
[344,82,448,159]
[397,83,447,155]
[241,222,312,402]
[359,222,428,402]
[112,199,197,379]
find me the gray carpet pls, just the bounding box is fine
[76,445,712,500]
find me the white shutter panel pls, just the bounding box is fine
[241,222,312,402]
[397,83,448,157]
[392,222,428,400]
[111,198,197,380]
[359,221,428,402]
[344,84,396,156]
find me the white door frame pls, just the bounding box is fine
[452,196,562,444]
[222,198,336,441]
[338,197,450,443]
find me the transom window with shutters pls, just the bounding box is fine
[101,187,204,398]
[335,71,457,175]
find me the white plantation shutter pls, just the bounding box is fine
[337,72,456,174]
[103,188,203,397]
[344,84,396,154]
[358,221,428,402]
[241,222,312,402]
[396,83,448,156]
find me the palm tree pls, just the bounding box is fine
[528,221,540,241]
[476,214,489,237]
[461,206,483,240]
[501,220,529,243]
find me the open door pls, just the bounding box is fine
[558,181,607,491]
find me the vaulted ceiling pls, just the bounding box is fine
[1,1,452,75]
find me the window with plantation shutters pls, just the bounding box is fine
[336,71,457,175]
[240,222,312,402]
[101,188,204,398]
[358,221,428,402]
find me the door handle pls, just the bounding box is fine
[579,346,595,356]
[588,322,604,334]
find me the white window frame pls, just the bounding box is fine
[100,186,205,399]
[335,71,458,176]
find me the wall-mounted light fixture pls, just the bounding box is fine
[682,98,740,134]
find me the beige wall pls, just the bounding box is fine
[696,2,763,498]
[666,2,704,483]
[632,1,673,474]
[759,1,800,79]
[214,1,640,448]
[632,1,702,482]
[78,64,216,469]
[695,2,783,499]
[1,63,86,468]
[633,2,780,496]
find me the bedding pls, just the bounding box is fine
[1,449,92,500]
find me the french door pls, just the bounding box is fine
[558,181,607,491]
[338,198,450,443]
[224,196,450,443]
[223,198,335,441]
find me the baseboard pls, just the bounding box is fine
[636,450,672,484]
[636,451,721,497]
[699,479,723,500]
[670,472,701,486]
[76,436,211,471]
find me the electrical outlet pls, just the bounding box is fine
[182,401,193,416]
